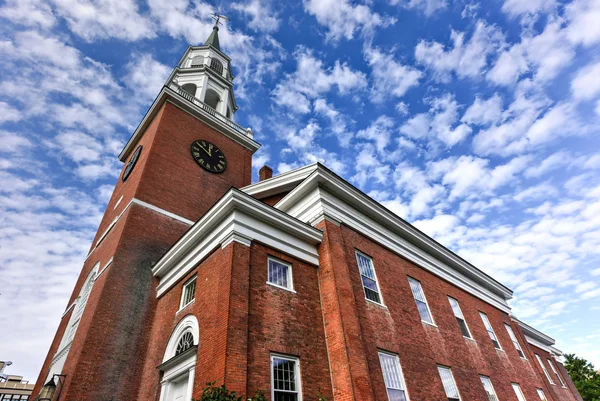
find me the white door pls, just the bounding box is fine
[169,375,188,401]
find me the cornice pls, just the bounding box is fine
[152,188,323,297]
[267,163,514,312]
[515,317,555,346]
[241,163,319,198]
[119,87,259,162]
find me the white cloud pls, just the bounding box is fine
[303,0,394,41]
[591,268,600,276]
[501,0,556,18]
[571,60,600,101]
[524,151,572,178]
[366,47,423,103]
[0,0,56,29]
[0,131,32,153]
[0,101,23,124]
[314,98,354,147]
[461,93,503,126]
[232,0,280,33]
[565,0,600,46]
[414,214,460,238]
[356,115,394,153]
[50,0,154,41]
[125,53,171,100]
[416,21,504,82]
[392,0,447,16]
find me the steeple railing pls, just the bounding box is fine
[168,82,252,139]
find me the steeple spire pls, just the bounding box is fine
[204,25,220,50]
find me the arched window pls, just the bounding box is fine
[190,55,204,67]
[210,58,223,75]
[204,89,220,110]
[181,83,197,97]
[160,315,199,401]
[176,332,194,355]
[226,107,231,119]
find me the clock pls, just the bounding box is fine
[191,140,227,173]
[122,145,142,182]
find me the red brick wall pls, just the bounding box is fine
[320,220,551,401]
[527,343,579,401]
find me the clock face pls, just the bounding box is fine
[191,140,227,173]
[122,145,142,182]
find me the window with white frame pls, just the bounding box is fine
[180,276,196,309]
[408,278,434,324]
[378,351,410,401]
[536,388,548,401]
[480,376,499,401]
[268,257,293,291]
[437,366,460,401]
[448,297,471,338]
[535,354,554,385]
[271,354,301,401]
[512,383,527,401]
[505,324,526,358]
[479,312,502,350]
[355,251,382,304]
[547,359,566,387]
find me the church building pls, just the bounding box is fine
[33,22,583,401]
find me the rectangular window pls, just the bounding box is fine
[268,257,294,291]
[505,324,526,358]
[448,297,471,338]
[356,251,383,304]
[271,354,301,401]
[535,354,554,385]
[512,383,527,401]
[479,312,502,350]
[547,359,566,387]
[408,278,434,324]
[180,276,196,309]
[438,366,460,401]
[480,376,499,401]
[378,351,410,401]
[536,388,548,401]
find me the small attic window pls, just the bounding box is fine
[210,58,223,75]
[191,55,204,67]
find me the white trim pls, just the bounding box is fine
[535,354,555,385]
[448,297,473,339]
[504,323,526,359]
[119,88,259,162]
[271,165,513,313]
[270,353,302,401]
[267,256,294,292]
[178,276,197,311]
[479,312,503,351]
[85,198,193,261]
[114,195,123,210]
[378,350,411,401]
[96,257,113,279]
[408,277,435,326]
[242,163,318,198]
[131,199,194,225]
[152,189,323,297]
[437,365,461,401]
[480,376,499,401]
[512,383,527,401]
[61,302,76,319]
[547,358,567,388]
[266,281,297,293]
[526,335,554,353]
[220,231,252,248]
[355,250,385,306]
[164,315,199,362]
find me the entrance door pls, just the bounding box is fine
[169,375,188,401]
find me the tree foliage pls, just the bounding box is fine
[564,353,600,401]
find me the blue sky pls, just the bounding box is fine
[0,0,599,382]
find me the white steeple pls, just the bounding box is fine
[171,16,238,119]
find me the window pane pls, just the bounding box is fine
[408,278,426,302]
[448,298,464,319]
[480,377,498,401]
[273,357,298,394]
[182,278,196,307]
[409,279,433,323]
[268,259,290,289]
[535,354,554,384]
[512,383,527,401]
[536,389,547,401]
[505,324,525,357]
[387,389,407,401]
[379,352,409,401]
[457,319,470,338]
[416,300,433,324]
[356,252,382,303]
[356,253,376,279]
[480,313,500,348]
[548,359,566,386]
[438,366,460,399]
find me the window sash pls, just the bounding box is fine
[479,313,501,349]
[480,376,499,401]
[356,251,382,304]
[272,355,301,401]
[547,359,566,387]
[438,366,460,400]
[535,354,554,384]
[536,389,548,401]
[378,352,409,398]
[449,298,471,338]
[512,383,527,401]
[505,324,525,358]
[180,277,196,308]
[268,257,293,290]
[409,278,433,324]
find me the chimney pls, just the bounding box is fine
[259,165,273,181]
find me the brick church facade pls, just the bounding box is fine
[33,24,583,401]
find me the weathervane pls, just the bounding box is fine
[211,12,230,28]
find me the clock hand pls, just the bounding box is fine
[199,143,212,156]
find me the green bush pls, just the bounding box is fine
[193,383,268,401]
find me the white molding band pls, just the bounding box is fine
[264,164,514,313]
[152,189,323,297]
[96,257,114,279]
[61,302,76,319]
[85,198,193,261]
